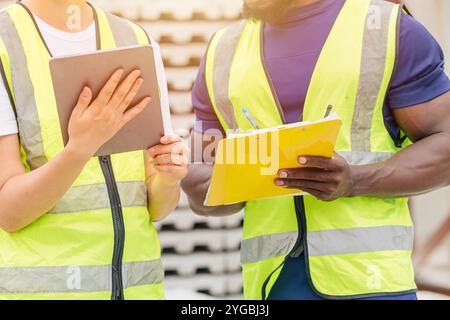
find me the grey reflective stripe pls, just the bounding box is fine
[338,151,394,165]
[210,21,246,130]
[351,0,398,152]
[105,12,139,47]
[0,259,163,294]
[308,226,414,257]
[0,11,47,170]
[122,260,163,290]
[240,231,298,264]
[48,181,148,214]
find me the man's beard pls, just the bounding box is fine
[242,0,296,24]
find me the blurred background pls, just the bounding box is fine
[0,0,448,300]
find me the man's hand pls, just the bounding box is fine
[274,153,354,202]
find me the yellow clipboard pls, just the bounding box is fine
[205,116,343,206]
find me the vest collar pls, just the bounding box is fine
[16,1,101,58]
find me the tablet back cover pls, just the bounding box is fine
[50,45,165,156]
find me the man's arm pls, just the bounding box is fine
[276,91,450,200]
[353,91,450,196]
[181,131,245,216]
[182,55,245,217]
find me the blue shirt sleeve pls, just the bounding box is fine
[387,13,450,108]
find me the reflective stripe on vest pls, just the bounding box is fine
[0,259,163,294]
[240,226,413,264]
[338,151,394,165]
[0,10,47,170]
[240,232,297,265]
[307,226,414,257]
[48,181,148,214]
[209,21,246,131]
[104,11,139,47]
[351,0,395,153]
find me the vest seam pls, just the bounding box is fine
[259,22,286,125]
[385,3,406,148]
[87,2,101,50]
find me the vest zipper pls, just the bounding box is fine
[99,155,125,300]
[290,196,305,257]
[261,196,305,300]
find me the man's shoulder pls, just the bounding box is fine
[395,11,445,81]
[398,12,441,53]
[388,12,450,108]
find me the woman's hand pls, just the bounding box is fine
[67,69,151,158]
[145,135,189,222]
[146,135,189,185]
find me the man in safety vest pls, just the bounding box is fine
[182,0,450,300]
[0,0,188,299]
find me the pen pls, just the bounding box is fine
[242,107,260,130]
[324,105,334,118]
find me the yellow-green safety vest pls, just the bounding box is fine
[205,0,417,299]
[0,3,164,300]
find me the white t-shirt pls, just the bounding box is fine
[0,15,171,136]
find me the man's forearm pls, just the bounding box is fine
[0,143,90,232]
[181,163,245,216]
[350,132,450,198]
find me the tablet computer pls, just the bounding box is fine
[50,45,170,156]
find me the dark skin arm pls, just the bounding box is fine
[181,131,245,216]
[275,91,450,201]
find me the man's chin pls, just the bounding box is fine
[242,1,293,24]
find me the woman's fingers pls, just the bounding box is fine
[153,153,187,166]
[122,96,151,125]
[148,141,185,157]
[154,164,188,176]
[117,77,144,113]
[109,69,142,109]
[96,69,124,106]
[160,135,183,145]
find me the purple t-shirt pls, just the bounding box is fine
[192,0,450,141]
